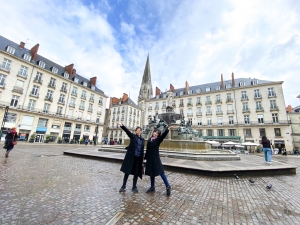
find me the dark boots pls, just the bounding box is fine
[146,187,155,193]
[166,186,171,196]
[119,174,139,193]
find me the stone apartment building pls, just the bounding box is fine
[137,56,293,151]
[107,93,141,143]
[0,35,108,143]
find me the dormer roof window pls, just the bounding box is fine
[215,85,220,90]
[239,81,245,87]
[91,85,95,90]
[74,77,79,83]
[51,67,58,74]
[23,53,31,61]
[196,88,201,93]
[38,61,46,68]
[180,91,184,96]
[251,79,258,85]
[6,46,15,54]
[225,83,231,89]
[156,95,160,99]
[63,71,69,78]
[163,94,166,98]
[205,87,211,92]
[82,81,87,87]
[188,90,192,94]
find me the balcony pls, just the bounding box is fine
[12,86,23,94]
[81,96,86,100]
[79,106,85,110]
[187,113,193,117]
[241,97,249,101]
[30,93,39,98]
[196,112,202,116]
[227,110,234,114]
[122,109,125,113]
[97,111,102,115]
[69,103,75,108]
[162,105,166,109]
[226,98,233,103]
[58,100,65,105]
[242,109,250,113]
[254,95,262,99]
[71,92,77,97]
[45,96,53,102]
[187,103,193,107]
[172,104,176,108]
[179,104,184,108]
[64,127,71,131]
[33,78,43,84]
[89,99,94,103]
[88,108,93,113]
[117,110,120,114]
[205,101,212,105]
[268,93,277,98]
[121,118,124,121]
[148,106,152,110]
[206,112,212,116]
[215,99,222,104]
[216,111,223,115]
[270,106,279,111]
[113,111,116,114]
[196,102,202,106]
[155,106,159,110]
[256,107,264,112]
[48,83,56,89]
[98,101,103,105]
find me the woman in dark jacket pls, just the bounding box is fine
[4,127,18,157]
[117,122,144,193]
[261,136,272,164]
[145,126,174,196]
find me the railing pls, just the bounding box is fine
[196,102,202,106]
[71,92,77,97]
[242,109,250,113]
[60,88,67,93]
[187,113,193,116]
[254,95,262,99]
[268,93,277,98]
[215,100,222,104]
[187,103,193,107]
[48,83,56,89]
[69,103,75,107]
[97,111,102,115]
[89,99,94,103]
[256,107,264,112]
[206,112,212,115]
[216,111,223,115]
[226,98,233,103]
[227,110,234,114]
[33,78,43,84]
[17,72,28,79]
[12,86,23,94]
[196,112,202,116]
[241,97,248,101]
[270,106,279,111]
[81,96,86,100]
[205,101,212,105]
[45,96,53,102]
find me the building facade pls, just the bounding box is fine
[138,56,293,151]
[107,93,141,144]
[0,35,108,143]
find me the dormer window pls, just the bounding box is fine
[163,94,166,98]
[38,61,46,68]
[74,77,79,83]
[180,91,184,96]
[6,46,15,54]
[63,71,69,78]
[215,85,220,90]
[225,83,231,89]
[206,87,211,92]
[251,79,258,85]
[82,81,87,87]
[23,53,31,61]
[188,90,192,94]
[196,88,201,93]
[239,81,245,87]
[51,67,58,74]
[91,85,95,90]
[156,95,160,99]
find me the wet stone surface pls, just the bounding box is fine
[0,143,300,225]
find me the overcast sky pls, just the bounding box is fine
[1,0,299,107]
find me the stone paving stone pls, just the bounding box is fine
[0,143,300,224]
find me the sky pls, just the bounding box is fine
[1,0,300,108]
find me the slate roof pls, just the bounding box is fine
[0,35,106,95]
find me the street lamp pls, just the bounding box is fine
[1,106,9,141]
[94,122,99,146]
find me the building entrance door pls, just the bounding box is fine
[35,134,45,143]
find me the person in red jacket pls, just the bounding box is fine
[4,127,18,157]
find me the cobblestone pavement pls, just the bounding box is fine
[0,143,300,225]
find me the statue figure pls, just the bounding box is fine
[180,116,185,127]
[157,119,168,129]
[142,125,149,134]
[171,115,176,123]
[167,91,173,107]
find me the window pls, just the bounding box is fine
[227,104,233,113]
[206,96,211,103]
[270,100,277,109]
[274,128,281,137]
[18,65,28,77]
[43,103,50,113]
[244,115,250,124]
[188,90,192,94]
[35,72,43,82]
[72,87,77,95]
[245,129,252,137]
[188,108,192,116]
[6,46,15,54]
[91,85,95,91]
[74,77,79,83]
[57,106,63,115]
[258,114,264,124]
[179,99,183,106]
[226,93,232,101]
[31,85,39,96]
[196,88,201,93]
[59,94,65,103]
[207,117,212,125]
[83,81,87,87]
[268,88,275,97]
[5,112,17,122]
[216,94,221,102]
[197,118,202,125]
[99,97,103,104]
[272,113,279,123]
[196,97,201,104]
[88,103,93,110]
[37,118,48,127]
[252,79,258,85]
[254,89,261,98]
[256,101,262,110]
[239,81,245,87]
[259,128,266,137]
[84,125,90,132]
[90,94,94,101]
[49,78,56,87]
[46,90,53,100]
[0,74,7,87]
[162,101,166,108]
[81,90,86,99]
[64,71,69,78]
[241,91,247,100]
[38,61,45,68]
[228,129,236,136]
[79,100,85,109]
[180,91,183,96]
[206,106,211,113]
[217,117,222,125]
[78,111,83,118]
[217,105,222,113]
[28,99,36,110]
[215,85,220,90]
[206,87,211,92]
[70,97,75,107]
[23,53,31,61]
[225,83,231,89]
[207,129,213,136]
[197,107,202,115]
[68,109,73,116]
[198,129,203,136]
[188,98,192,105]
[180,109,183,115]
[229,116,234,125]
[61,82,67,92]
[51,67,58,74]
[243,102,248,110]
[1,58,11,71]
[217,129,224,136]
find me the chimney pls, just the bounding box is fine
[185,81,189,93]
[30,44,39,61]
[170,84,174,92]
[19,41,25,49]
[286,105,293,113]
[90,76,97,86]
[231,72,235,86]
[155,87,161,96]
[221,74,224,88]
[122,93,128,102]
[109,97,113,108]
[65,63,74,76]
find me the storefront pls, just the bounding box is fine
[35,127,47,143]
[73,131,81,144]
[62,132,70,143]
[274,140,285,153]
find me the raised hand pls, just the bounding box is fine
[116,122,122,126]
[168,126,175,130]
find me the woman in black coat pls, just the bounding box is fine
[117,122,144,193]
[4,127,18,157]
[145,126,174,196]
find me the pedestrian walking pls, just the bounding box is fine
[3,127,19,157]
[145,126,175,196]
[84,138,89,145]
[117,122,144,193]
[262,136,272,164]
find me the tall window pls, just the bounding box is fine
[256,101,262,110]
[216,105,222,113]
[61,82,67,92]
[229,116,234,125]
[270,100,277,109]
[72,87,77,95]
[188,108,192,116]
[28,99,36,110]
[0,74,7,87]
[6,46,15,54]
[245,129,252,137]
[196,97,201,104]
[90,94,94,101]
[79,100,85,109]
[244,115,250,124]
[188,98,192,105]
[258,114,264,124]
[59,94,65,103]
[268,88,275,97]
[162,101,166,108]
[46,90,53,100]
[272,113,279,123]
[197,107,201,115]
[179,99,183,106]
[49,78,56,87]
[31,85,39,96]
[88,103,93,110]
[23,53,31,61]
[227,104,233,113]
[99,97,103,104]
[206,106,211,113]
[241,91,247,100]
[18,65,28,77]
[207,117,212,125]
[180,109,183,115]
[226,93,232,101]
[243,102,248,110]
[254,89,261,98]
[70,97,75,106]
[57,106,63,115]
[81,90,86,98]
[206,96,211,103]
[5,112,17,122]
[216,94,221,102]
[43,103,50,113]
[1,58,11,71]
[228,129,236,136]
[259,128,266,137]
[217,117,222,125]
[37,118,48,127]
[207,129,213,136]
[274,128,281,136]
[35,72,43,82]
[197,118,202,125]
[217,129,224,136]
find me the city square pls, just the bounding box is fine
[1,142,300,224]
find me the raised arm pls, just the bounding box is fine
[116,122,133,138]
[158,126,175,143]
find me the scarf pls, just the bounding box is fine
[150,136,157,142]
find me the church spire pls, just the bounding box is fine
[138,54,153,101]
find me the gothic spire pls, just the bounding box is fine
[138,54,153,101]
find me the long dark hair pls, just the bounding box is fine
[152,128,161,137]
[135,126,142,131]
[261,136,268,144]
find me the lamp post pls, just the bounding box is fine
[1,106,9,141]
[94,122,99,146]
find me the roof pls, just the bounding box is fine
[111,96,139,108]
[0,35,106,95]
